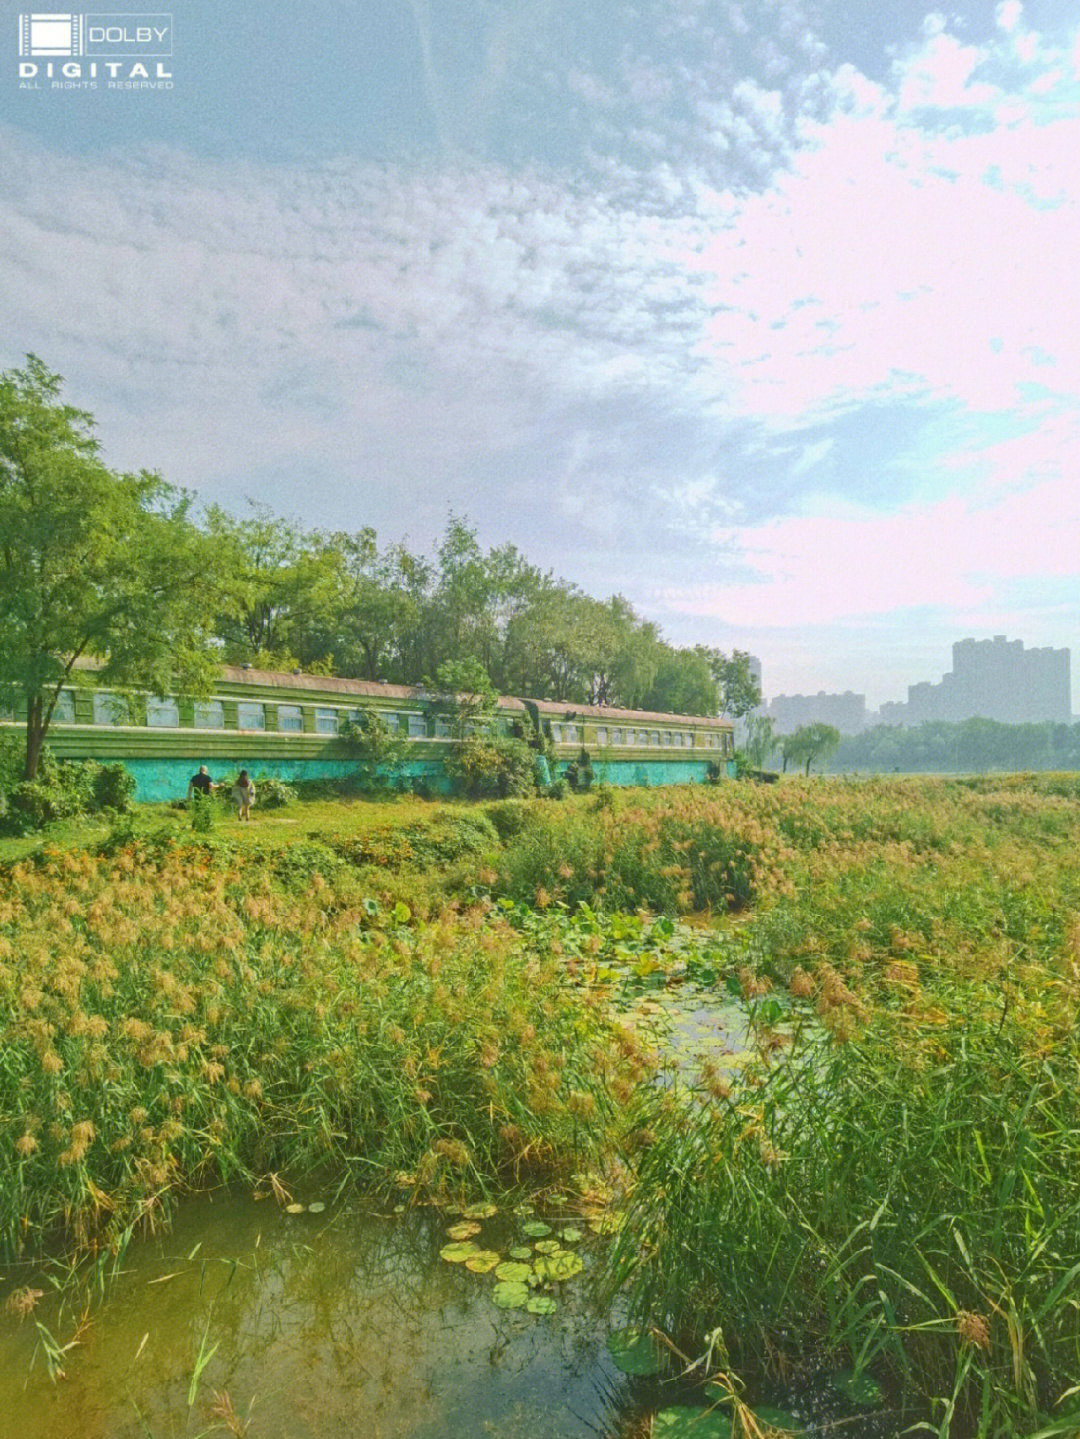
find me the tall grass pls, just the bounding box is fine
[0,840,641,1262]
[599,775,1080,1437]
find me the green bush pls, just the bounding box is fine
[445,736,537,799]
[483,798,538,840]
[0,752,97,834]
[91,761,136,813]
[253,774,297,809]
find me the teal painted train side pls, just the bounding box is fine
[1,664,736,801]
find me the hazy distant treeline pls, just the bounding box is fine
[823,718,1080,774]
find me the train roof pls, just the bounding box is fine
[70,659,729,727]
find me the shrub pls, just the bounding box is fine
[445,736,537,799]
[483,799,537,840]
[91,762,136,813]
[254,774,297,809]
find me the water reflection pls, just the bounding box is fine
[0,1194,626,1439]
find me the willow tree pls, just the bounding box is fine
[0,356,220,779]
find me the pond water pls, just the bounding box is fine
[1,1192,628,1439]
[1,1187,895,1439]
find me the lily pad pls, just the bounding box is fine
[533,1238,562,1254]
[606,1327,666,1376]
[651,1406,729,1438]
[494,1261,532,1284]
[559,1227,584,1243]
[508,1246,533,1261]
[464,1250,501,1274]
[534,1250,584,1282]
[525,1294,558,1315]
[521,1221,552,1238]
[307,1201,326,1214]
[588,1213,622,1236]
[830,1370,885,1408]
[463,1201,498,1220]
[447,1221,482,1241]
[491,1281,530,1309]
[439,1241,480,1263]
[285,1203,305,1215]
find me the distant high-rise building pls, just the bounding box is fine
[887,637,1071,726]
[767,690,866,735]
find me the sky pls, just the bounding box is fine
[2,0,1079,712]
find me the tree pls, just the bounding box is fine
[425,657,497,739]
[780,723,841,776]
[0,356,220,779]
[204,502,321,666]
[700,648,762,721]
[642,646,717,716]
[741,714,776,771]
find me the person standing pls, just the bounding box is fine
[232,769,256,821]
[186,766,215,802]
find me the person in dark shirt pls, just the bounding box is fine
[187,766,215,802]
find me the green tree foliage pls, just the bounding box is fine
[740,714,776,772]
[0,356,220,779]
[827,718,1080,775]
[779,722,842,775]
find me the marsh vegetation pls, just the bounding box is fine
[2,775,1079,1436]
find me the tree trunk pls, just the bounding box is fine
[24,696,44,780]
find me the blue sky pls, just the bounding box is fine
[3,0,1079,709]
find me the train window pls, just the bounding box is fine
[193,700,224,729]
[278,704,304,732]
[406,713,427,738]
[434,717,453,738]
[92,691,121,725]
[315,707,339,734]
[237,701,265,731]
[612,728,623,745]
[146,696,179,728]
[565,724,579,743]
[53,689,76,724]
[596,728,608,746]
[378,710,399,731]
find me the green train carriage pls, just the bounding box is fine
[0,665,736,801]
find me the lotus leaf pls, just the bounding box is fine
[494,1261,532,1284]
[606,1327,666,1376]
[307,1202,326,1214]
[439,1241,480,1263]
[534,1250,583,1282]
[447,1221,482,1241]
[509,1246,533,1261]
[533,1239,561,1254]
[525,1295,558,1315]
[651,1406,729,1438]
[521,1221,552,1237]
[491,1281,530,1309]
[559,1227,584,1243]
[285,1203,305,1215]
[464,1250,501,1273]
[588,1214,622,1236]
[463,1201,498,1220]
[830,1370,885,1408]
